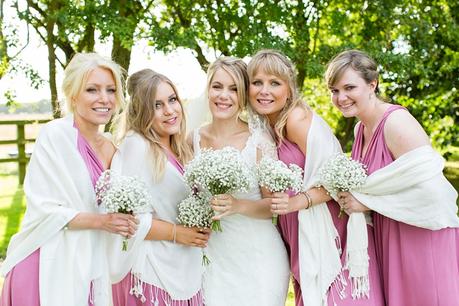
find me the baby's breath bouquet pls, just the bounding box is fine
[318,153,367,217]
[95,170,150,250]
[184,147,252,231]
[257,157,303,225]
[177,193,214,265]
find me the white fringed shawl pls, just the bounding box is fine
[352,145,459,230]
[0,115,110,306]
[108,132,203,301]
[298,112,344,306]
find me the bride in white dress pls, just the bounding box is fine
[189,57,290,306]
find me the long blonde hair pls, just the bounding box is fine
[62,52,125,114]
[114,69,192,181]
[247,49,307,143]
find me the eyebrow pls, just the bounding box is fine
[155,93,176,103]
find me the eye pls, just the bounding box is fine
[251,80,262,86]
[211,83,222,89]
[107,88,116,93]
[345,85,356,91]
[271,81,281,86]
[169,96,178,103]
[330,89,338,94]
[86,87,97,93]
[230,86,237,92]
[154,102,162,109]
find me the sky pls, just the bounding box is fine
[0,1,208,104]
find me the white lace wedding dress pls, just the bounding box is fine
[193,128,290,306]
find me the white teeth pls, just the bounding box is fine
[258,99,272,105]
[94,108,109,112]
[216,103,231,109]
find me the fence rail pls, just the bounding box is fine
[0,119,52,184]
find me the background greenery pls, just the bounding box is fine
[1,0,458,154]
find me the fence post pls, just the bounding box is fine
[17,123,26,185]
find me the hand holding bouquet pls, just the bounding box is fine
[177,193,214,265]
[184,147,252,231]
[95,170,150,250]
[256,157,303,225]
[318,153,367,217]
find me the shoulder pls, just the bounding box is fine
[285,106,312,145]
[384,108,430,158]
[118,131,148,155]
[37,116,74,143]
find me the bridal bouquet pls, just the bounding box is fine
[95,170,150,250]
[184,147,252,231]
[177,193,214,265]
[257,157,303,225]
[318,153,367,217]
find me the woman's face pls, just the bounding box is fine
[329,68,377,118]
[73,67,116,128]
[151,81,183,144]
[249,69,289,123]
[208,68,240,121]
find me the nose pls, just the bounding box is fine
[218,88,230,99]
[163,103,174,115]
[99,90,110,104]
[259,83,269,96]
[337,91,347,102]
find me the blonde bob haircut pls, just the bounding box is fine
[206,56,249,118]
[325,49,380,95]
[114,69,192,181]
[62,52,125,114]
[247,49,307,144]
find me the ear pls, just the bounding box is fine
[369,79,378,92]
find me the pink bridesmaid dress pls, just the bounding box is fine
[0,124,102,306]
[278,139,385,306]
[351,104,459,306]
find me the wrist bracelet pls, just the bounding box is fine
[172,224,177,244]
[302,191,312,209]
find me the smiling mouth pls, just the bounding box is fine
[257,99,273,105]
[339,103,354,110]
[93,107,110,113]
[215,102,232,109]
[164,117,178,125]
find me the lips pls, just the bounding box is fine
[164,117,178,125]
[257,99,273,105]
[93,107,110,113]
[215,102,232,109]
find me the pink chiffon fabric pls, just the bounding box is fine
[351,104,459,306]
[0,124,102,306]
[277,138,385,306]
[111,150,203,306]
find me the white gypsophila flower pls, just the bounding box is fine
[184,147,252,195]
[177,193,214,228]
[95,170,151,251]
[318,153,367,195]
[257,157,304,193]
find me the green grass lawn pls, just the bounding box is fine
[0,167,458,304]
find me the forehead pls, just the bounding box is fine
[155,81,175,99]
[333,68,365,86]
[212,68,236,83]
[86,67,115,84]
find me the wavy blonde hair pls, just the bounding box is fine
[206,56,249,118]
[247,49,307,144]
[114,69,192,181]
[62,52,125,114]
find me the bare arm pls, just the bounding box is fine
[384,109,430,159]
[67,212,138,237]
[145,219,210,248]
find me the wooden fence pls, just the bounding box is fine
[0,119,51,184]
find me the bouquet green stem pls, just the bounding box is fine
[211,220,222,232]
[272,214,278,225]
[122,238,128,251]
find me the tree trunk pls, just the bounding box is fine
[111,36,132,72]
[46,21,61,118]
[0,0,9,79]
